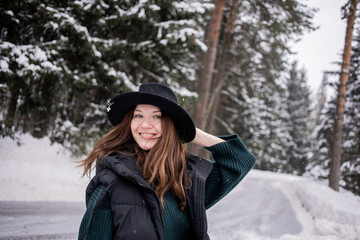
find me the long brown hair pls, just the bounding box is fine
[79,108,191,211]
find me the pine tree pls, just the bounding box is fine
[341,25,360,195]
[308,95,336,181]
[314,74,329,126]
[329,0,358,191]
[193,0,226,131]
[285,61,312,175]
[305,73,330,178]
[206,0,240,134]
[309,69,360,196]
[309,18,360,196]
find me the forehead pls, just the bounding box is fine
[134,104,161,112]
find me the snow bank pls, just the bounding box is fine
[208,170,360,240]
[0,134,88,202]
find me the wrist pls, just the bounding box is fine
[192,128,225,147]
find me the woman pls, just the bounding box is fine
[78,82,256,240]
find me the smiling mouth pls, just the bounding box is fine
[140,133,156,139]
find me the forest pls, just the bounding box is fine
[0,0,359,197]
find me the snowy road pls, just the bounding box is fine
[207,176,303,239]
[0,201,84,240]
[207,170,360,240]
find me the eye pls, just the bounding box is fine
[133,114,143,118]
[154,115,162,119]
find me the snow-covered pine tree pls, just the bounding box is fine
[309,71,360,196]
[285,61,312,175]
[329,0,357,192]
[210,0,315,172]
[0,0,211,154]
[305,73,329,177]
[308,90,336,182]
[309,23,360,196]
[341,26,360,195]
[313,74,328,127]
[217,65,293,171]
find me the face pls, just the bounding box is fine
[131,104,162,151]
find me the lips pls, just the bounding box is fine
[140,133,156,140]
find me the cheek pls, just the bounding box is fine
[157,122,162,135]
[130,120,137,135]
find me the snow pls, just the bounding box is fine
[208,170,360,240]
[5,10,14,16]
[115,0,147,17]
[1,135,360,239]
[0,134,88,202]
[0,59,10,73]
[0,41,62,74]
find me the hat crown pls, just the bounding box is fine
[139,82,178,105]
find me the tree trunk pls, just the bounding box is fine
[190,0,226,156]
[206,0,239,134]
[329,0,358,191]
[194,0,226,130]
[5,91,18,129]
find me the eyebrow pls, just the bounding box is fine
[134,109,161,113]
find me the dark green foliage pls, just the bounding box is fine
[0,0,210,155]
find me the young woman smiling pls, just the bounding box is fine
[78,82,256,240]
[131,104,162,151]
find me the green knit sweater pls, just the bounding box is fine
[79,134,255,240]
[162,134,255,239]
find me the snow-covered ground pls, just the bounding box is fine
[1,134,360,240]
[208,171,360,240]
[0,134,88,202]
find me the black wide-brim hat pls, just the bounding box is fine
[107,82,196,143]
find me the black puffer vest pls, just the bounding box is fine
[84,152,213,240]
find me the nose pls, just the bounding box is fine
[140,118,153,129]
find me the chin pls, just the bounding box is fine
[135,139,159,151]
[139,143,155,151]
[140,146,151,151]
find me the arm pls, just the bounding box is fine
[192,128,225,147]
[192,129,256,209]
[78,185,113,240]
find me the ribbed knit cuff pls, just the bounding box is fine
[204,134,256,168]
[205,134,244,153]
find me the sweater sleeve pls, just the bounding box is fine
[78,185,113,240]
[204,134,256,209]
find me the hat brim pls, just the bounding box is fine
[107,92,195,143]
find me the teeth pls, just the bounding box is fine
[141,133,154,137]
